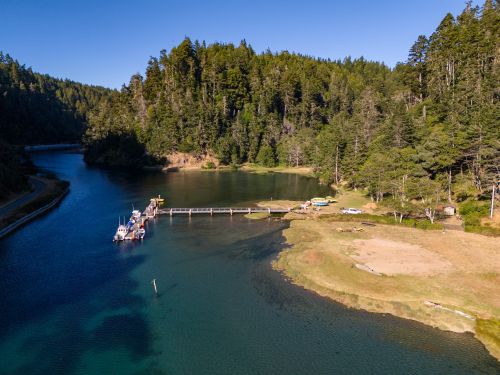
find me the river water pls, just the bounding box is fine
[0,151,498,374]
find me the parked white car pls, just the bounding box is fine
[341,208,363,214]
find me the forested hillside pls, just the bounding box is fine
[0,53,111,199]
[0,53,111,145]
[84,1,498,210]
[0,140,31,199]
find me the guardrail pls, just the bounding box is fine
[0,188,69,239]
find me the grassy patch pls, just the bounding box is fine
[244,212,270,220]
[459,200,500,236]
[335,189,371,208]
[240,163,313,176]
[318,213,444,230]
[476,318,500,360]
[464,225,500,236]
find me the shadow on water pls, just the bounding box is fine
[0,152,157,374]
[0,253,154,375]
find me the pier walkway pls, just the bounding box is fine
[157,207,290,216]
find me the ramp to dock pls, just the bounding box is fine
[157,207,290,215]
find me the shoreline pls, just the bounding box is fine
[141,163,316,177]
[0,177,69,238]
[271,216,500,361]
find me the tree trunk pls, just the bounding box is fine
[491,184,496,219]
[425,207,435,224]
[448,168,452,203]
[334,144,339,185]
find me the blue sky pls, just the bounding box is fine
[1,0,471,89]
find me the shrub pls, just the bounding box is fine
[459,200,490,226]
[256,145,276,167]
[319,213,444,230]
[202,161,216,169]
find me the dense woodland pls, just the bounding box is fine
[84,1,499,221]
[0,53,110,145]
[0,53,111,198]
[1,1,498,225]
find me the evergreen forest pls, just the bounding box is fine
[1,1,498,224]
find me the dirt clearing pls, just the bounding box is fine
[351,238,453,275]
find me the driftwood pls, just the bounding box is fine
[336,227,364,233]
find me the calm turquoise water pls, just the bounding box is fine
[0,151,498,375]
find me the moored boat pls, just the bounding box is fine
[135,227,146,240]
[113,224,128,241]
[311,197,329,206]
[131,209,141,221]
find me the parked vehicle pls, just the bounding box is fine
[341,208,363,214]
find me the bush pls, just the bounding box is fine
[464,225,500,236]
[256,145,276,167]
[459,200,490,226]
[319,213,444,230]
[458,200,499,236]
[202,161,216,169]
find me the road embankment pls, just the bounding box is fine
[0,178,69,238]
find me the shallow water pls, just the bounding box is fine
[0,151,498,374]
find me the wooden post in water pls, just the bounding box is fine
[210,208,213,216]
[230,208,233,216]
[151,279,158,296]
[189,209,192,217]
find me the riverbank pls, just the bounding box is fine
[0,176,69,237]
[159,161,315,177]
[24,143,81,152]
[272,215,500,360]
[239,163,314,176]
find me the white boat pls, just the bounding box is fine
[135,227,146,240]
[131,209,141,221]
[311,197,329,206]
[113,224,128,241]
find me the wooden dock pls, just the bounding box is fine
[113,197,291,241]
[157,207,291,216]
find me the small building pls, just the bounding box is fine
[443,206,456,216]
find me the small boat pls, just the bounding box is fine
[131,209,141,221]
[311,197,329,206]
[135,228,146,240]
[145,204,156,219]
[113,224,128,242]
